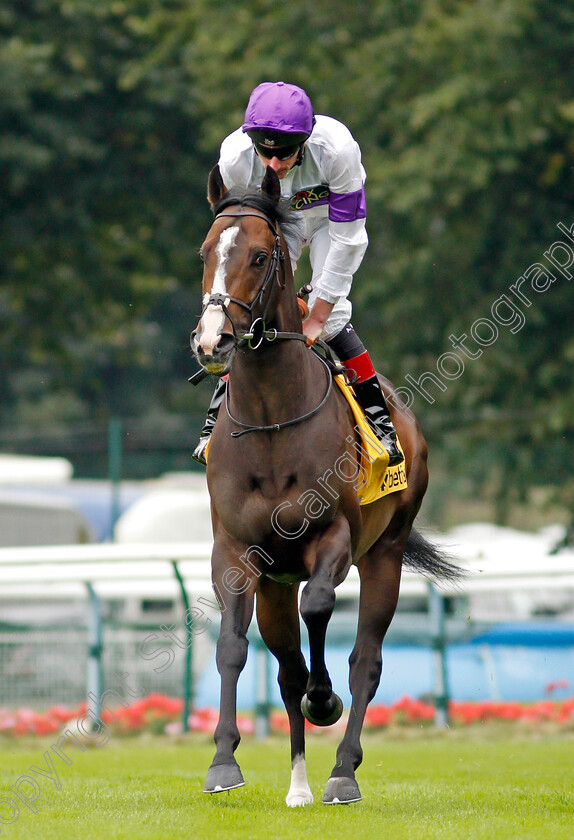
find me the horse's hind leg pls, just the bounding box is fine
[323,537,404,805]
[256,578,312,806]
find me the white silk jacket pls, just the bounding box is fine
[218,115,369,336]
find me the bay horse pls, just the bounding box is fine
[190,165,462,806]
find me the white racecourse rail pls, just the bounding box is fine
[1,534,574,597]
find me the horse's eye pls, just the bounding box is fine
[198,250,205,262]
[253,252,268,267]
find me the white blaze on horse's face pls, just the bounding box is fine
[198,226,239,357]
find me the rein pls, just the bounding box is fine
[226,350,334,437]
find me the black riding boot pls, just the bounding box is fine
[192,378,226,466]
[352,376,403,467]
[326,321,404,468]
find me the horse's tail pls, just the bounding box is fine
[402,528,465,584]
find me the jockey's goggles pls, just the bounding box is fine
[254,141,301,161]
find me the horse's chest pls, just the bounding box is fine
[214,469,337,546]
[251,469,305,500]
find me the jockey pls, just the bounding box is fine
[193,81,403,468]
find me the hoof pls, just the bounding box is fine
[300,692,343,726]
[203,762,245,794]
[285,789,314,807]
[322,776,362,805]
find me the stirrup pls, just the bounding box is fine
[192,435,211,466]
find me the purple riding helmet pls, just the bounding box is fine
[242,81,315,159]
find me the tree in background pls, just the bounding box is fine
[0,0,209,429]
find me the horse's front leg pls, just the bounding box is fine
[204,541,256,794]
[256,577,312,807]
[299,514,352,727]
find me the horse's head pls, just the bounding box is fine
[191,165,293,376]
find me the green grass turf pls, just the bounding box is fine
[1,731,573,839]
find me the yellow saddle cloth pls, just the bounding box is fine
[334,374,408,506]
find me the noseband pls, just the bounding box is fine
[201,210,287,350]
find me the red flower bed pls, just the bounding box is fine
[361,695,574,729]
[1,694,573,737]
[0,695,253,737]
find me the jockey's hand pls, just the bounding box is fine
[303,298,334,345]
[303,317,324,344]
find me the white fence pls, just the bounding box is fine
[1,532,571,590]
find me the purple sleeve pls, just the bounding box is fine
[328,187,366,223]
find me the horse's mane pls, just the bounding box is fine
[212,188,296,238]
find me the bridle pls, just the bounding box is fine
[200,209,301,350]
[197,207,334,436]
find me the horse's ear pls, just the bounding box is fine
[207,165,227,207]
[261,167,281,204]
